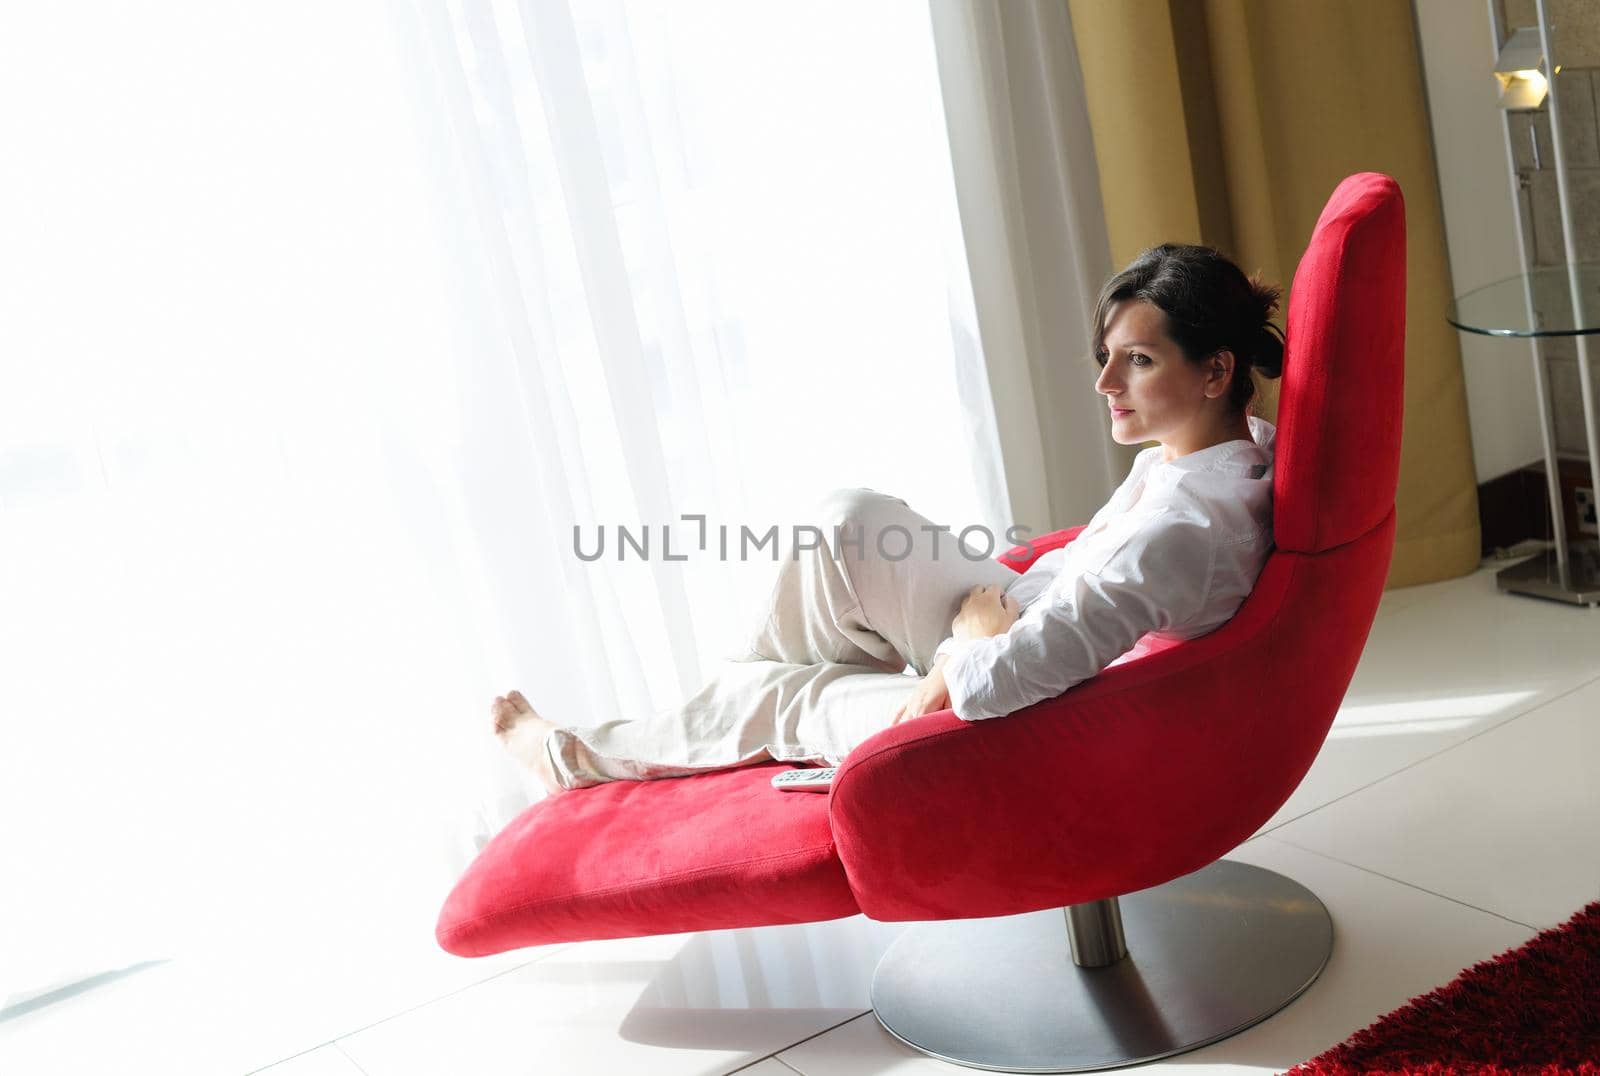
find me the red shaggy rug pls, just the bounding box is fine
[1285,900,1600,1075]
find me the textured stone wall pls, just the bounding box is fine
[1497,0,1600,456]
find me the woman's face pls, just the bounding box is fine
[1094,299,1232,459]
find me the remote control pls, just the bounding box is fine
[770,767,837,792]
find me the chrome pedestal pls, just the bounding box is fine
[870,860,1333,1073]
[1496,546,1600,605]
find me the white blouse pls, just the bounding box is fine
[938,416,1277,722]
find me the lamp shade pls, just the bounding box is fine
[1494,26,1548,110]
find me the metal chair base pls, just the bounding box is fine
[869,859,1333,1073]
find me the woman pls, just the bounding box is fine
[493,243,1285,794]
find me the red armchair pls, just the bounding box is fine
[437,173,1405,1071]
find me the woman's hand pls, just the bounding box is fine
[890,659,952,725]
[952,583,1020,641]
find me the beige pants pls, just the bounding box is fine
[544,488,1020,789]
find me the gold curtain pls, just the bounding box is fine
[1068,0,1481,587]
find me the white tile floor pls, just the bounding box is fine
[6,559,1598,1076]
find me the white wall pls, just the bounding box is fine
[1413,0,1544,483]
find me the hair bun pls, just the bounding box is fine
[1252,323,1285,379]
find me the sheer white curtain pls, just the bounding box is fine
[0,0,1021,1054]
[928,0,1130,530]
[389,0,1025,826]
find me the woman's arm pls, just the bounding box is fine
[891,584,1020,725]
[943,510,1215,721]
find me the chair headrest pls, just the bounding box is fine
[1273,173,1406,555]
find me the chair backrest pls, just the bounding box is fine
[1274,173,1406,555]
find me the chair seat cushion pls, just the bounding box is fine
[437,763,859,956]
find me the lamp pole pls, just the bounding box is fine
[1490,0,1570,579]
[1536,0,1600,558]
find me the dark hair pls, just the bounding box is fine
[1091,243,1285,415]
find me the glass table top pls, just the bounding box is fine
[1447,263,1600,337]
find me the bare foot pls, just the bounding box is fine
[491,689,563,796]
